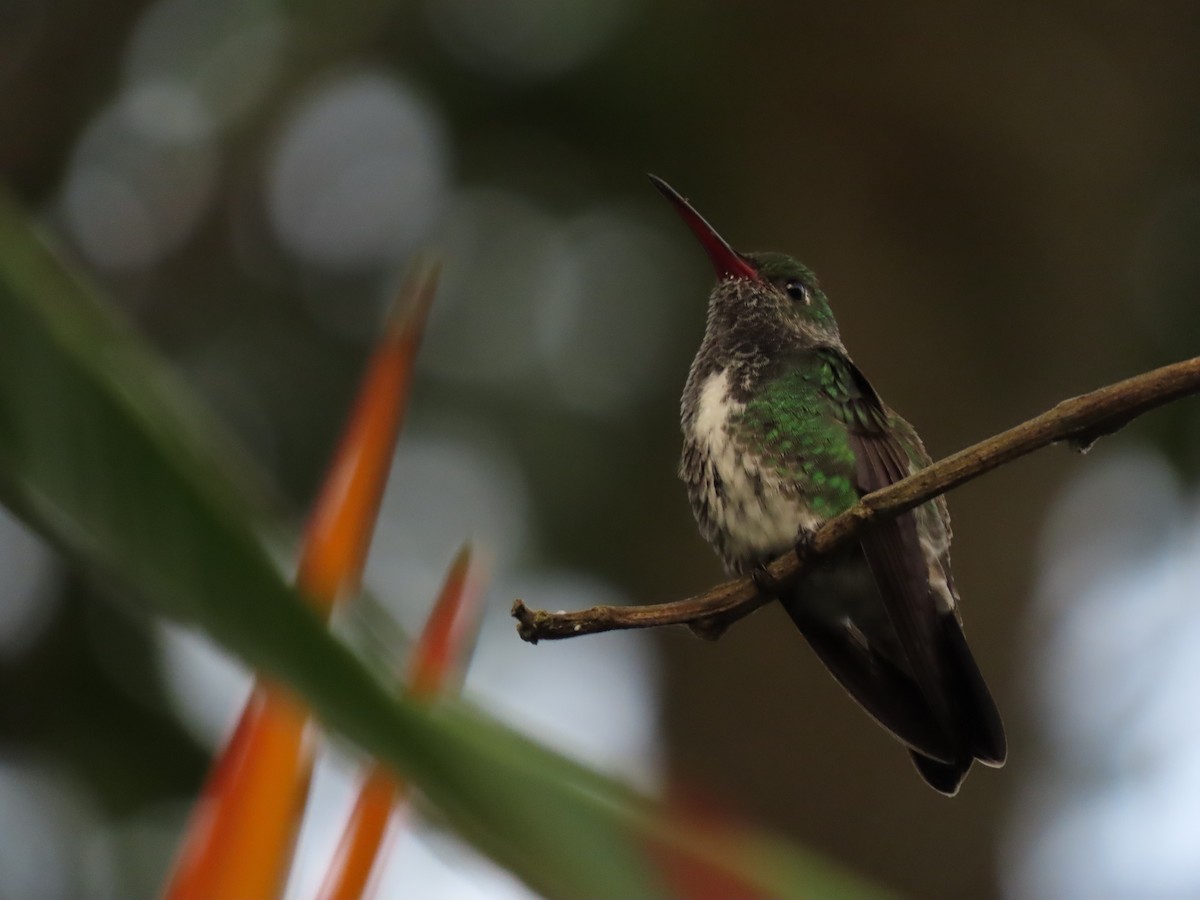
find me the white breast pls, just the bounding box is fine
[687,371,821,571]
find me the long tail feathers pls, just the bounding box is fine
[783,591,1005,795]
[941,614,1006,767]
[905,615,1006,795]
[909,752,970,797]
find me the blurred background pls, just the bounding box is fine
[3,1,1200,897]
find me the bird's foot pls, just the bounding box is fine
[793,528,816,566]
[751,563,786,598]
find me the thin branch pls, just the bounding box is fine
[513,356,1200,644]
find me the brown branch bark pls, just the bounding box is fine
[512,356,1200,644]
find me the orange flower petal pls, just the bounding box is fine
[163,686,312,900]
[296,259,441,611]
[316,544,486,900]
[162,259,440,900]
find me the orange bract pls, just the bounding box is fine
[162,259,440,900]
[317,544,485,900]
[295,262,441,611]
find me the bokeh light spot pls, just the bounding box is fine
[57,81,218,270]
[537,208,682,415]
[125,0,286,126]
[267,72,448,269]
[426,0,631,81]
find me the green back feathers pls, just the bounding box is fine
[730,354,859,519]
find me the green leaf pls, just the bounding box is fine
[0,192,892,900]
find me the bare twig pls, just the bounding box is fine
[512,356,1200,644]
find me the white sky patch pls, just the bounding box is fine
[1003,447,1200,898]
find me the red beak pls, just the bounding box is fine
[648,175,759,282]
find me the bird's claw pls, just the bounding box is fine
[751,564,785,598]
[793,528,816,565]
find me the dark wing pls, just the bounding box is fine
[784,556,959,764]
[820,351,1005,792]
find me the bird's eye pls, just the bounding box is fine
[785,280,810,304]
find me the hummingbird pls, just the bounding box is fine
[652,175,1005,794]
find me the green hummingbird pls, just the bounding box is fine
[652,175,1005,794]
